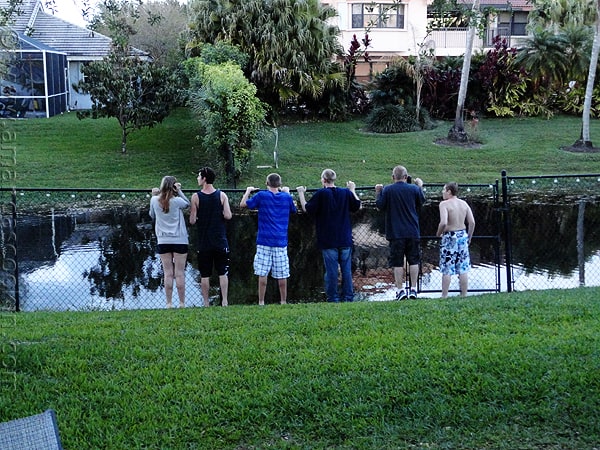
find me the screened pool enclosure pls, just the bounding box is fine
[0,32,68,118]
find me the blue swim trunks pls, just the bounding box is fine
[439,229,471,275]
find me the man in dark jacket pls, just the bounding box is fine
[375,165,425,300]
[297,169,361,302]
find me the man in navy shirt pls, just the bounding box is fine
[240,173,297,305]
[297,169,361,302]
[375,165,425,300]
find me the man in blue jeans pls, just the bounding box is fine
[297,169,361,302]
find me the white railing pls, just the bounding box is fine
[429,27,522,51]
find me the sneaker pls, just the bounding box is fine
[396,289,408,301]
[408,289,417,299]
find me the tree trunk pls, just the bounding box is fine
[224,143,236,188]
[121,128,127,154]
[448,0,480,143]
[576,1,600,148]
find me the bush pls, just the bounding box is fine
[365,104,434,133]
[416,106,435,130]
[421,57,464,120]
[475,36,529,118]
[555,80,600,118]
[368,61,417,108]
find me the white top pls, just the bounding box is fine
[149,192,190,245]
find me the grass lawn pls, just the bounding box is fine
[2,111,600,449]
[1,288,599,449]
[4,109,600,190]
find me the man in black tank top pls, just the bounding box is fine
[189,167,233,306]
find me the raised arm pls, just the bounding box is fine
[347,181,362,206]
[296,186,307,212]
[221,191,233,220]
[240,186,255,208]
[174,183,190,207]
[375,184,385,209]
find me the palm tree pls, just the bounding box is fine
[561,24,593,82]
[575,0,600,148]
[515,28,569,91]
[188,0,345,118]
[521,0,596,90]
[448,0,479,143]
[528,0,596,31]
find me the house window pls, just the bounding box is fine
[498,11,528,36]
[511,11,528,36]
[80,62,90,82]
[351,3,405,29]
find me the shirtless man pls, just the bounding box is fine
[436,182,476,297]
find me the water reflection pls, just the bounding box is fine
[510,201,600,276]
[83,213,159,300]
[17,212,207,311]
[22,242,203,311]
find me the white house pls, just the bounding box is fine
[324,0,533,79]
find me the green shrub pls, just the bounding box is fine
[365,104,434,133]
[416,106,435,130]
[366,105,410,133]
[555,81,600,117]
[368,61,417,108]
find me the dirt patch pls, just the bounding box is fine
[353,263,436,294]
[354,270,395,294]
[434,137,482,149]
[560,145,600,153]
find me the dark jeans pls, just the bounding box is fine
[322,247,354,302]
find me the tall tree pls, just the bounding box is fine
[186,0,344,121]
[185,57,266,185]
[76,0,179,153]
[526,0,599,147]
[448,0,480,143]
[0,0,24,26]
[90,0,188,69]
[575,0,600,148]
[519,0,595,91]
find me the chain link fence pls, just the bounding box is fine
[1,172,599,311]
[502,172,600,292]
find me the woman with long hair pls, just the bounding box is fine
[149,176,190,308]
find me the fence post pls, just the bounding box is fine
[494,179,502,293]
[11,188,20,312]
[501,170,513,292]
[577,199,586,287]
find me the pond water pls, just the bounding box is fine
[21,238,206,311]
[6,197,600,311]
[367,256,600,301]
